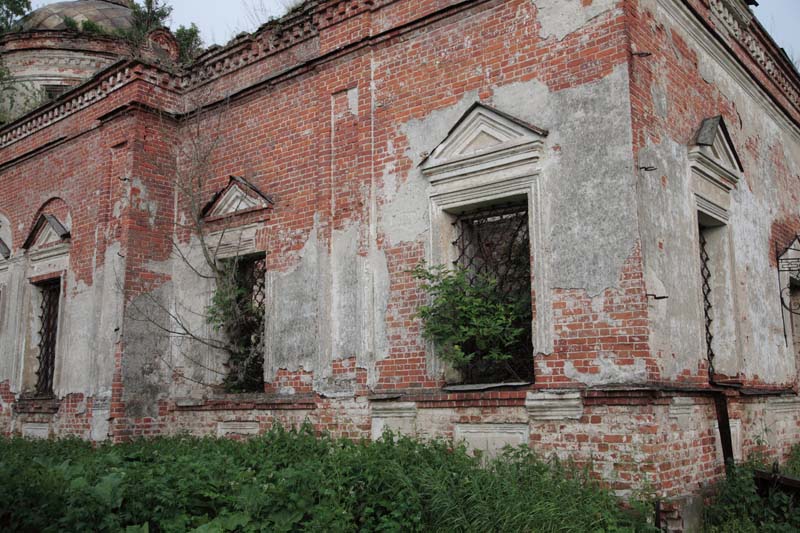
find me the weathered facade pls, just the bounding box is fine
[1,0,800,528]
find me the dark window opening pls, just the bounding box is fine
[453,203,533,383]
[43,85,69,102]
[219,253,266,393]
[35,279,61,397]
[790,280,800,358]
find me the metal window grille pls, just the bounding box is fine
[453,203,534,383]
[454,204,531,299]
[223,254,266,392]
[238,255,266,313]
[699,231,715,371]
[35,280,60,396]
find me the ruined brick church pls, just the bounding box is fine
[1,0,800,526]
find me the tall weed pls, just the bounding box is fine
[0,425,655,532]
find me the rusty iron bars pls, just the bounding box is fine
[699,230,716,376]
[239,254,267,313]
[775,236,800,346]
[453,203,531,299]
[34,279,61,397]
[452,203,534,383]
[777,237,800,315]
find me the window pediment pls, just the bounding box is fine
[689,116,743,190]
[421,103,548,182]
[203,176,273,219]
[22,214,70,251]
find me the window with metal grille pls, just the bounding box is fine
[453,203,533,383]
[699,229,715,373]
[220,253,266,392]
[35,279,61,397]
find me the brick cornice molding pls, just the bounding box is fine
[658,0,800,143]
[0,61,179,150]
[0,0,487,152]
[706,0,800,113]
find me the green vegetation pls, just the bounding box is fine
[175,23,204,65]
[207,257,265,393]
[0,425,655,532]
[411,262,531,382]
[704,446,800,532]
[0,0,29,33]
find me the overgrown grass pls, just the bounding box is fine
[704,446,800,533]
[0,425,655,532]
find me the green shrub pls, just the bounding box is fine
[80,19,106,35]
[0,425,655,532]
[704,448,800,532]
[411,263,530,381]
[62,16,79,32]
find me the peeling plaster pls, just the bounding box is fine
[266,219,391,392]
[533,0,618,42]
[565,354,648,386]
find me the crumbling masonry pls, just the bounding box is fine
[1,0,800,529]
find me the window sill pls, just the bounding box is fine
[442,382,532,393]
[14,395,60,414]
[172,393,316,412]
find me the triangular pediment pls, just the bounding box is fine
[22,214,70,250]
[203,176,273,219]
[421,103,548,172]
[692,116,743,174]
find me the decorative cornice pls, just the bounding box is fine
[657,0,800,143]
[707,0,800,114]
[371,401,417,418]
[3,0,798,155]
[525,391,583,420]
[0,64,136,148]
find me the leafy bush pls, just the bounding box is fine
[704,448,800,532]
[0,425,655,532]
[411,263,531,383]
[206,256,265,393]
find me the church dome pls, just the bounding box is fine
[13,0,133,33]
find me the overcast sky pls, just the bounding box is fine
[31,0,799,58]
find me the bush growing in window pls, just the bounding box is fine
[411,262,532,384]
[207,254,266,393]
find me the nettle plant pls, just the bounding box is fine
[411,262,532,384]
[206,255,266,393]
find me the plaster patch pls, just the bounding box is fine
[494,65,637,295]
[266,226,322,377]
[564,354,648,386]
[534,0,618,41]
[380,173,430,246]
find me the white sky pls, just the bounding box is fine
[31,0,800,58]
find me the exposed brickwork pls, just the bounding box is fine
[1,1,800,525]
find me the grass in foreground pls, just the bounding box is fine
[0,424,655,532]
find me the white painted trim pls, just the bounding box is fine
[207,184,269,218]
[423,105,551,365]
[695,194,729,223]
[29,242,70,264]
[688,147,741,193]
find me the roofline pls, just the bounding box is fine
[2,0,800,151]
